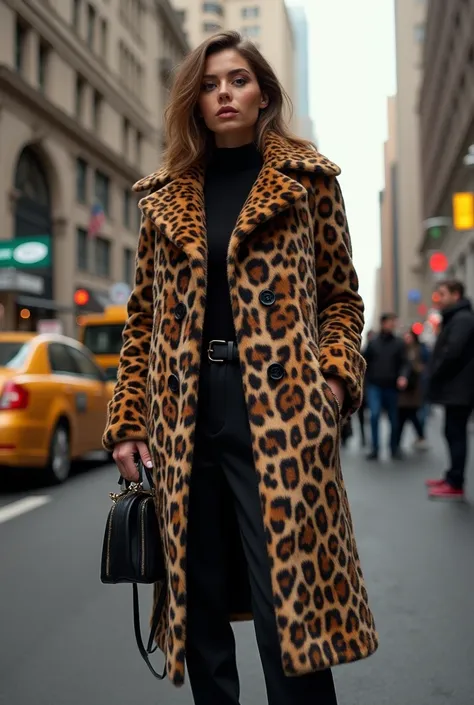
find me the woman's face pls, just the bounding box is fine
[404,332,414,345]
[198,48,268,148]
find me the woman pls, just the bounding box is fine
[397,331,428,450]
[103,31,378,705]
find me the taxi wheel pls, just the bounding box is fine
[45,423,71,485]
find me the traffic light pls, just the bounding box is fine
[74,288,90,307]
[452,192,474,231]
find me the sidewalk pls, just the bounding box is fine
[337,407,474,705]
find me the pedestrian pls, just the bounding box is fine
[426,280,474,500]
[358,329,375,447]
[364,313,410,460]
[103,30,378,704]
[396,330,429,451]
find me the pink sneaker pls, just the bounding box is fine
[428,482,465,500]
[425,478,446,488]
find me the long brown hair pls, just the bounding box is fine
[163,31,314,178]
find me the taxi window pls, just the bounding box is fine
[67,346,104,381]
[83,324,124,354]
[48,343,80,375]
[0,342,30,368]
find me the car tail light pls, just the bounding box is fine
[0,381,29,410]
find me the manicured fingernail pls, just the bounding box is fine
[146,461,153,468]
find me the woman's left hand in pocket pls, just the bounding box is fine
[325,377,345,409]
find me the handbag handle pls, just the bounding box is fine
[132,583,167,680]
[117,457,154,490]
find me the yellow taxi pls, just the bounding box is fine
[77,305,127,379]
[0,332,113,483]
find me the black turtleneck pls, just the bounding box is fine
[202,142,263,344]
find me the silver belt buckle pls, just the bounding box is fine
[208,339,226,363]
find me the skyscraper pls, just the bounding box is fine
[287,5,315,142]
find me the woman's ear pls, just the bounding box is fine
[260,93,269,109]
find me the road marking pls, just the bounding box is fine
[0,496,51,524]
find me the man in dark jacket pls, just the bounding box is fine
[364,313,409,460]
[426,280,474,500]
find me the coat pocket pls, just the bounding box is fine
[304,343,340,427]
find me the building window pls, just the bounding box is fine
[94,171,110,215]
[414,24,425,43]
[203,2,223,15]
[241,25,260,37]
[38,42,49,92]
[77,227,88,270]
[87,3,96,49]
[100,18,108,58]
[95,237,111,277]
[93,91,102,132]
[75,75,85,119]
[76,158,88,203]
[122,117,130,158]
[242,6,260,18]
[203,22,221,32]
[123,189,130,227]
[123,248,134,285]
[72,0,81,30]
[136,131,142,167]
[15,20,26,73]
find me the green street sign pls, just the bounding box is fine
[0,236,51,269]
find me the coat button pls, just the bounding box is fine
[174,302,187,321]
[259,289,276,306]
[168,374,180,393]
[268,363,285,381]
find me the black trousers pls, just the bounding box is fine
[444,405,471,490]
[396,406,424,446]
[186,357,338,705]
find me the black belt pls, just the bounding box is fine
[207,339,239,363]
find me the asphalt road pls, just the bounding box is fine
[1,411,473,705]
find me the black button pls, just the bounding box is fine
[168,374,180,393]
[174,302,187,321]
[259,289,276,306]
[268,363,285,381]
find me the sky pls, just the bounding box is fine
[286,0,397,327]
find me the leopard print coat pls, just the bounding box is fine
[103,131,378,686]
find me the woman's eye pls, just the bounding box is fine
[233,77,247,87]
[202,83,216,91]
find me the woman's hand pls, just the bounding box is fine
[112,440,153,483]
[325,377,345,409]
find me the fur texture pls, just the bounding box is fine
[103,132,378,686]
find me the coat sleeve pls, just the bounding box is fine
[102,216,155,451]
[314,174,366,415]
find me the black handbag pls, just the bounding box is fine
[100,460,167,679]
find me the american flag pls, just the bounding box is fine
[88,201,106,239]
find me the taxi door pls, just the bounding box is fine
[48,343,107,453]
[65,345,109,452]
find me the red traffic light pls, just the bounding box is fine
[429,252,448,273]
[412,322,424,336]
[74,288,90,306]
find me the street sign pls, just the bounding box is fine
[0,236,51,269]
[37,319,63,335]
[109,282,131,305]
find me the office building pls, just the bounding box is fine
[377,0,427,327]
[287,4,315,141]
[0,0,187,333]
[419,0,474,301]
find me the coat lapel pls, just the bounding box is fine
[133,132,341,266]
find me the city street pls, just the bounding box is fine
[0,412,473,705]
